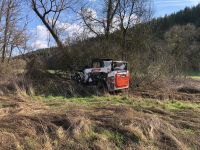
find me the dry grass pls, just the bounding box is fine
[0,95,199,150]
[0,66,200,149]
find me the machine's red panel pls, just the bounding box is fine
[115,73,130,88]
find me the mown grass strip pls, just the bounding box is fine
[190,76,200,80]
[33,95,200,111]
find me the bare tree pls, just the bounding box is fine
[2,0,12,62]
[80,0,119,39]
[31,0,76,48]
[8,25,28,62]
[0,0,28,63]
[0,0,5,24]
[80,0,152,41]
[116,0,152,48]
[104,0,119,38]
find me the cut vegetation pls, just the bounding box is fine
[0,95,199,150]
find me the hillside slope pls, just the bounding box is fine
[152,4,200,35]
[18,4,200,72]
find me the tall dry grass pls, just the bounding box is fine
[0,59,34,98]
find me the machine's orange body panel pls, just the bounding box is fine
[115,73,130,88]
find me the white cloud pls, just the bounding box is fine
[31,23,88,49]
[32,40,48,49]
[189,0,200,5]
[56,21,83,37]
[30,6,141,49]
[81,7,97,19]
[112,14,138,30]
[31,25,49,50]
[36,25,49,39]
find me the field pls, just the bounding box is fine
[0,93,200,150]
[0,68,200,150]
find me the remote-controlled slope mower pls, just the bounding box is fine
[72,58,130,92]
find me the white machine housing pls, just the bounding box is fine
[82,59,130,91]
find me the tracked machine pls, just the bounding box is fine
[72,58,130,92]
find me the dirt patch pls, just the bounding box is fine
[177,86,200,94]
[132,78,200,101]
[133,89,200,101]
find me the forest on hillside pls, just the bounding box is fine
[20,3,200,74]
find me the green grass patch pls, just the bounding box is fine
[98,129,125,148]
[164,101,200,110]
[34,95,200,111]
[75,125,126,149]
[190,76,200,80]
[0,103,4,109]
[84,127,126,149]
[0,102,15,109]
[183,128,195,135]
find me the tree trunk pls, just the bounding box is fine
[8,45,14,63]
[0,0,5,23]
[121,27,127,48]
[32,7,64,49]
[2,1,11,63]
[105,0,112,39]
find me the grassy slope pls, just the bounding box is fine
[0,95,200,150]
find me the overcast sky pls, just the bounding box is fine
[27,0,200,50]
